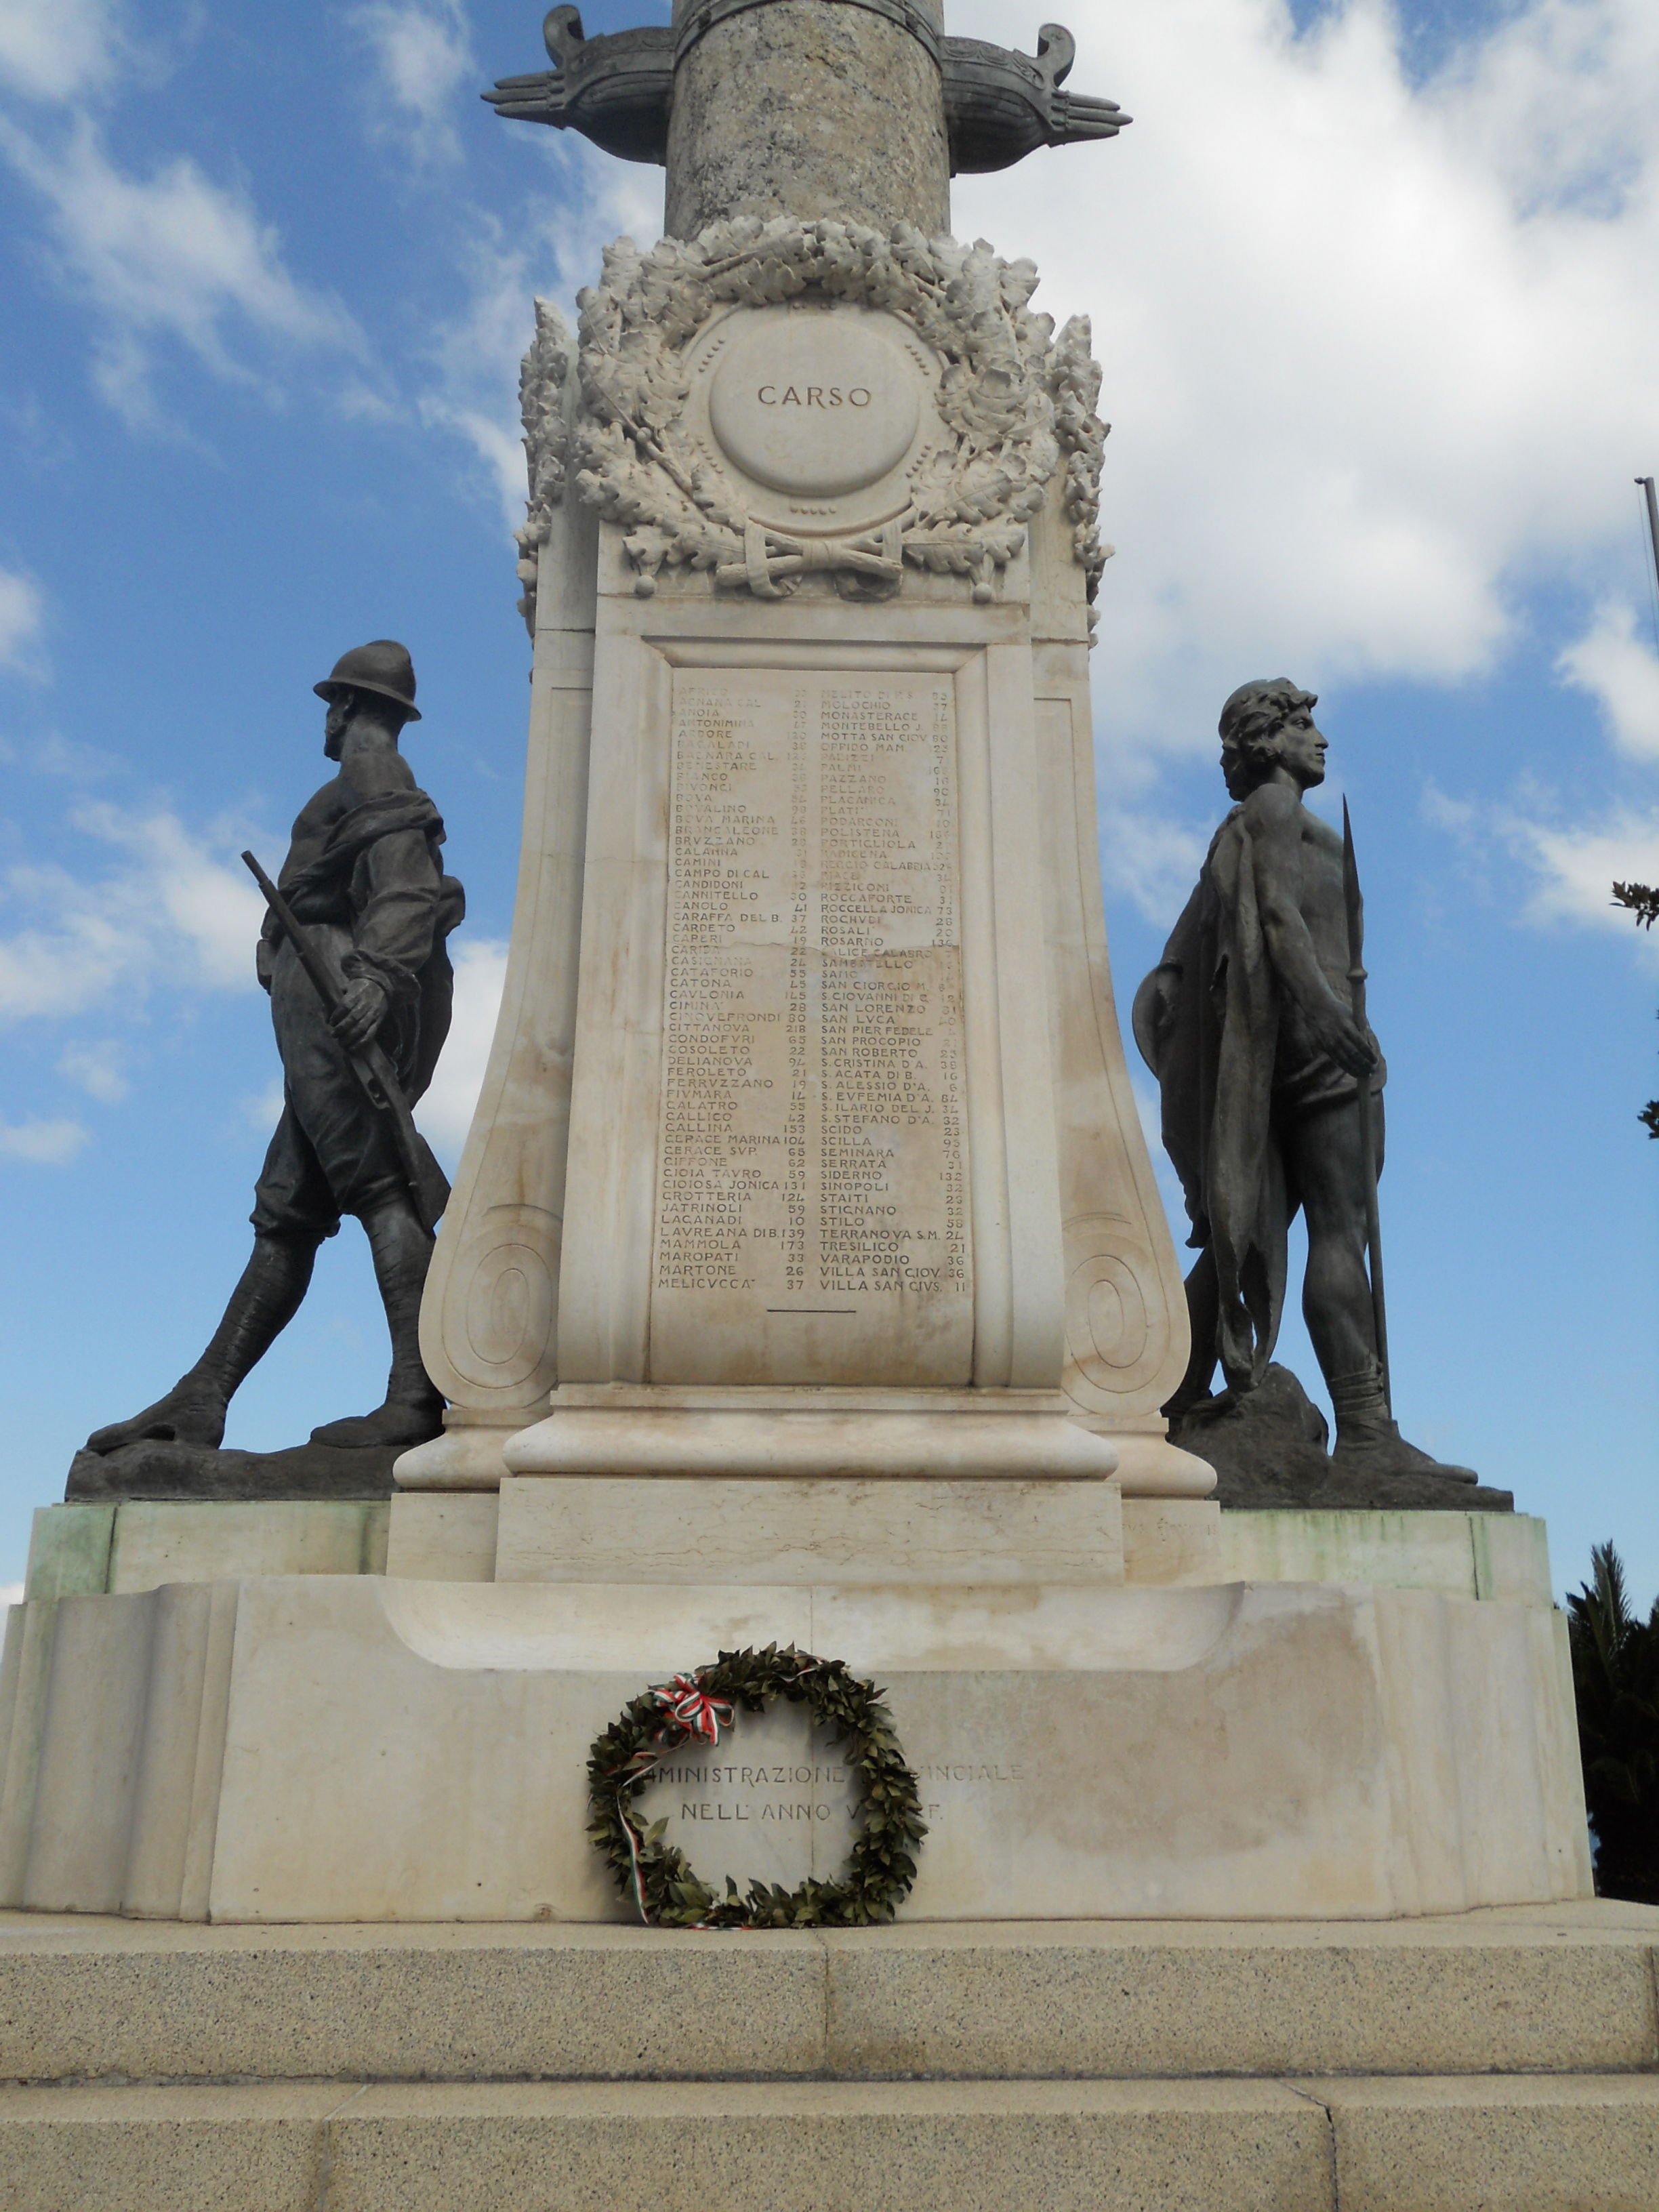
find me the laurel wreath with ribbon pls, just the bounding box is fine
[586,1644,927,1929]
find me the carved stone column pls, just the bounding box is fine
[665,0,950,239]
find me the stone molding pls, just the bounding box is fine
[513,297,572,634]
[674,0,943,68]
[572,218,1106,604]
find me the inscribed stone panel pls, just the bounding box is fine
[651,668,972,1385]
[631,1703,861,1893]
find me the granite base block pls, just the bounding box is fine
[1311,2074,1659,2212]
[3,2074,1658,2212]
[1,1905,1653,2087]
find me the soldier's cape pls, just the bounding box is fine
[1133,806,1288,1393]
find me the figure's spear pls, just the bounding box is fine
[1341,798,1391,1408]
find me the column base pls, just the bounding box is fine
[502,1385,1121,1482]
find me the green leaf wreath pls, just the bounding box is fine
[587,1644,927,1928]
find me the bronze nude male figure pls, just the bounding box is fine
[83,641,464,1477]
[1133,678,1478,1491]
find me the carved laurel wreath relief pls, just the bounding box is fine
[513,218,1109,605]
[514,297,573,634]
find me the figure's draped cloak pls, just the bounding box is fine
[1136,808,1289,1393]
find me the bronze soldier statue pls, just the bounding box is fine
[85,641,464,1463]
[1133,678,1475,1486]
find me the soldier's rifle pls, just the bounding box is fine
[241,850,450,1237]
[1340,799,1390,1408]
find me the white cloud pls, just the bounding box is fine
[0,0,124,104]
[945,0,1659,747]
[1557,600,1659,760]
[242,1074,287,1132]
[0,1115,88,1162]
[0,565,45,675]
[0,117,362,421]
[418,227,551,529]
[1101,805,1207,926]
[1504,806,1659,935]
[415,937,507,1158]
[0,803,266,1022]
[58,1038,128,1101]
[419,146,663,531]
[0,1579,22,1611]
[352,0,474,161]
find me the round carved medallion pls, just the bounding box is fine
[707,312,921,499]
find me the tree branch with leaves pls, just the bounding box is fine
[1612,881,1659,1136]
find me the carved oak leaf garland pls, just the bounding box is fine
[1050,312,1113,605]
[515,298,573,637]
[572,217,1103,604]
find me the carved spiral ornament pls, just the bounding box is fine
[438,1202,560,1396]
[1062,1211,1170,1408]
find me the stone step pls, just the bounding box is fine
[3,1904,1656,2087]
[3,2074,1658,2211]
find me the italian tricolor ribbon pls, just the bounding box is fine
[652,1672,737,1745]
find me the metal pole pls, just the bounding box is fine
[1637,477,1659,598]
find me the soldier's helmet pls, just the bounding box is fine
[314,640,422,722]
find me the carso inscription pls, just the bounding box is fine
[707,312,922,499]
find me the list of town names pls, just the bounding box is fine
[650,670,972,1385]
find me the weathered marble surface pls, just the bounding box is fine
[414,341,593,1429]
[490,1463,1125,1585]
[665,0,950,239]
[649,665,972,1386]
[1,1572,1590,1923]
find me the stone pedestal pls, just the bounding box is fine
[404,223,1211,1511]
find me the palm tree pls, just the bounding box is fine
[1567,1542,1659,1902]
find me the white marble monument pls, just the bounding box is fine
[0,0,1593,1933]
[401,223,1212,1530]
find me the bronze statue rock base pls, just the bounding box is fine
[64,1437,405,1504]
[1172,1364,1514,1514]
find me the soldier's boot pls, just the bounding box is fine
[310,1196,445,1450]
[84,1231,319,1455]
[1328,1357,1480,1484]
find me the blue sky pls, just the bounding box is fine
[1,0,1656,1603]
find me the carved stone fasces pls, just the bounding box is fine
[1049,313,1111,605]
